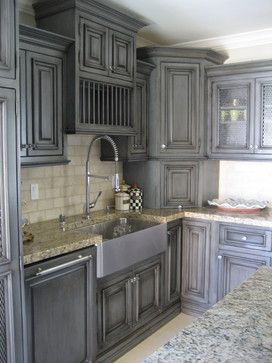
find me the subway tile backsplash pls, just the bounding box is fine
[21,135,123,223]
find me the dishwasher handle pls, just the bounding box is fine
[35,254,93,277]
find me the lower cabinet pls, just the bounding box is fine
[24,248,96,363]
[165,220,182,306]
[217,250,271,300]
[181,219,214,315]
[97,254,164,359]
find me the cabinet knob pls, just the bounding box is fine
[161,144,166,149]
[254,145,258,150]
[249,144,253,149]
[241,236,247,241]
[218,255,222,260]
[167,231,171,236]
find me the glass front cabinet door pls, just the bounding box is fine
[210,79,255,155]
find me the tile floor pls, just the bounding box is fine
[115,313,195,363]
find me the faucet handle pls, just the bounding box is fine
[89,191,102,209]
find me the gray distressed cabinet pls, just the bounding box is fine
[19,25,73,166]
[0,0,16,79]
[34,0,147,135]
[207,60,272,159]
[217,223,272,299]
[24,248,96,363]
[96,253,164,362]
[100,60,155,161]
[165,220,182,307]
[136,47,226,159]
[124,159,220,209]
[181,219,216,315]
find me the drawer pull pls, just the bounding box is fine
[35,255,92,277]
[241,236,247,241]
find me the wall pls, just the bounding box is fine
[21,135,123,223]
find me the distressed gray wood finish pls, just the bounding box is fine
[0,1,15,79]
[219,223,272,252]
[100,60,155,161]
[97,253,166,361]
[19,25,73,166]
[124,159,219,209]
[24,248,96,363]
[207,59,272,159]
[165,220,182,306]
[0,87,25,363]
[136,47,226,159]
[217,250,271,300]
[34,0,147,135]
[182,219,211,307]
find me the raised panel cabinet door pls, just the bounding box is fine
[25,253,95,363]
[182,220,211,305]
[255,78,272,154]
[26,51,63,157]
[0,88,24,362]
[129,76,147,155]
[217,250,271,300]
[97,274,133,351]
[211,79,255,154]
[159,62,200,156]
[133,256,162,327]
[79,17,109,76]
[166,222,182,306]
[109,30,134,82]
[0,1,15,79]
[162,161,199,208]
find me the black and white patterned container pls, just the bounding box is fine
[129,186,143,210]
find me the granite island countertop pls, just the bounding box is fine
[144,266,272,363]
[23,207,272,265]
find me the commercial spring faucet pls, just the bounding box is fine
[85,135,119,218]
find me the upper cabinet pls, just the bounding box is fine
[33,0,147,135]
[0,0,15,79]
[137,47,227,159]
[207,61,272,159]
[19,25,73,166]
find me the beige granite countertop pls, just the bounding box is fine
[144,266,272,362]
[23,207,272,265]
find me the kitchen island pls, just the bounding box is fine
[144,266,272,363]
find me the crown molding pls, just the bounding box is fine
[172,28,272,52]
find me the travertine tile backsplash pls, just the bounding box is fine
[21,135,123,223]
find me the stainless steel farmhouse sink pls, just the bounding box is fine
[78,218,167,278]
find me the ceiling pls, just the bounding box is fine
[107,0,272,46]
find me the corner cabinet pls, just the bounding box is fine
[19,25,73,166]
[0,0,15,79]
[24,248,96,363]
[207,61,272,159]
[136,47,226,159]
[34,0,147,135]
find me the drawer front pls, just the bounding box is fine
[219,224,272,251]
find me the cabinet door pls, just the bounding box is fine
[217,250,271,300]
[0,88,24,362]
[97,273,133,351]
[109,30,134,82]
[79,17,109,76]
[182,220,211,305]
[211,79,254,154]
[19,50,27,157]
[26,51,64,157]
[133,255,162,326]
[166,222,181,306]
[0,1,15,79]
[255,78,272,154]
[159,62,200,157]
[129,76,147,156]
[161,161,199,208]
[25,253,95,363]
